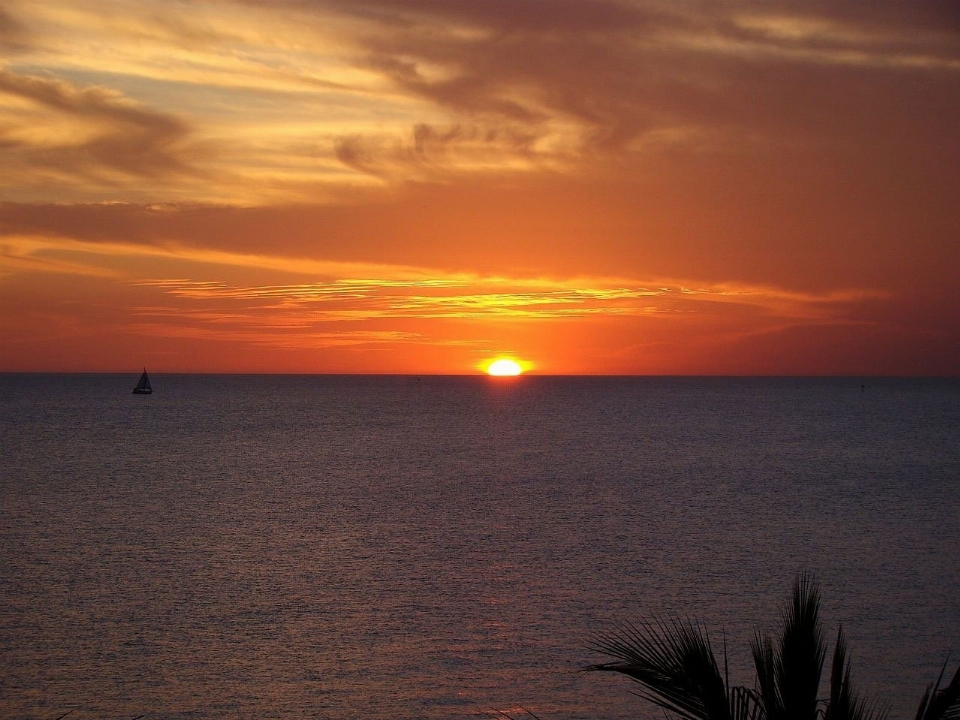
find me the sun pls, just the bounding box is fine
[486,358,524,376]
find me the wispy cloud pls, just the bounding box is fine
[133,277,671,320]
[131,270,882,326]
[5,1,958,203]
[123,317,442,350]
[3,226,886,362]
[0,70,196,198]
[0,5,31,53]
[0,232,465,281]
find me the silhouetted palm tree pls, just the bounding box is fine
[914,659,960,720]
[587,574,958,720]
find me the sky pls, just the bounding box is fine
[1,0,958,375]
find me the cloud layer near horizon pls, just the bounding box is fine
[2,1,959,373]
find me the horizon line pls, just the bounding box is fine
[1,371,957,379]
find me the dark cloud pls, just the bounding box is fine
[334,121,543,177]
[0,5,30,53]
[304,0,960,162]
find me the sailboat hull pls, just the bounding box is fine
[132,369,153,394]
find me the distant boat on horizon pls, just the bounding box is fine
[132,368,152,395]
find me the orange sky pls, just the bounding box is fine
[2,1,958,374]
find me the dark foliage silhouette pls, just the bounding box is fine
[587,574,958,720]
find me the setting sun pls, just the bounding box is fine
[486,359,523,376]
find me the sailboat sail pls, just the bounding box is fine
[133,369,152,394]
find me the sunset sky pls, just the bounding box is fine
[2,1,958,375]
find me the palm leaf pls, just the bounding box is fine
[824,626,887,720]
[751,573,825,720]
[779,574,826,720]
[915,661,960,720]
[587,617,732,720]
[752,631,781,720]
[586,575,952,720]
[731,685,766,720]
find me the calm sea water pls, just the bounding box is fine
[2,375,958,720]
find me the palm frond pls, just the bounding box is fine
[750,574,826,720]
[587,617,732,720]
[778,574,826,720]
[824,626,887,720]
[731,685,766,720]
[752,631,781,720]
[915,660,960,720]
[586,575,953,720]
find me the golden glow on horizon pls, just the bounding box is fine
[486,358,524,376]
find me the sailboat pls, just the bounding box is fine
[132,368,153,394]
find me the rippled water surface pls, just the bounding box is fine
[2,375,959,720]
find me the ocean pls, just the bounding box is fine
[2,374,958,720]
